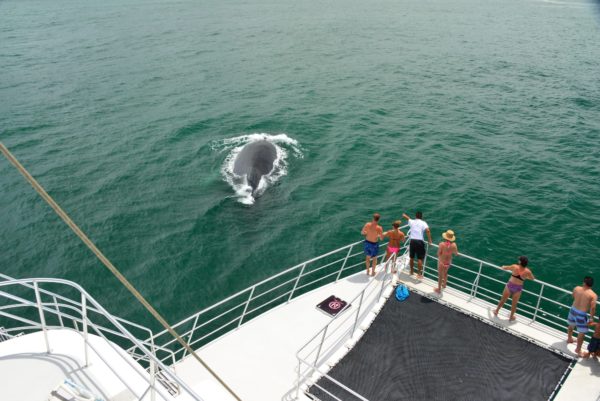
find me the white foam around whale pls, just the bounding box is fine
[213,133,303,205]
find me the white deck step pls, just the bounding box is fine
[0,329,151,401]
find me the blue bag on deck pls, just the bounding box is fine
[395,283,410,302]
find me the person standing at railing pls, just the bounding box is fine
[383,220,406,273]
[583,321,600,359]
[493,256,535,321]
[361,213,384,276]
[567,276,597,357]
[434,230,458,294]
[402,211,432,280]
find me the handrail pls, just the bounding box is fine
[142,225,411,365]
[0,277,203,401]
[424,243,600,312]
[0,273,154,339]
[147,240,367,342]
[434,247,574,296]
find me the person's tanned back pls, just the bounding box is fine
[567,276,597,356]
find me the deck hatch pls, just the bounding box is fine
[307,291,574,401]
[317,295,350,317]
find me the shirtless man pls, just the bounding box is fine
[434,230,458,293]
[567,276,597,357]
[361,213,383,276]
[383,221,406,273]
[402,211,433,279]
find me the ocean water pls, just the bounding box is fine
[1,0,600,328]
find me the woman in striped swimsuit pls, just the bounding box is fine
[494,256,535,321]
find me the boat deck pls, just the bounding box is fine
[177,267,600,401]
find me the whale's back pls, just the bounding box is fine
[233,140,277,191]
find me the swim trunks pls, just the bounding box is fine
[506,281,523,296]
[588,337,600,353]
[409,239,426,260]
[364,240,379,257]
[567,306,589,333]
[387,246,400,254]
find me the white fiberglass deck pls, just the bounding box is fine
[175,270,385,401]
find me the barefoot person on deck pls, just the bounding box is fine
[494,256,535,321]
[402,211,432,280]
[361,213,383,276]
[567,276,597,357]
[583,321,600,359]
[383,221,406,273]
[434,230,458,294]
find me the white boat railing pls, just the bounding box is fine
[421,243,600,334]
[0,274,204,401]
[140,227,411,365]
[294,241,600,400]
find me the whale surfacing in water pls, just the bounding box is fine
[233,140,277,195]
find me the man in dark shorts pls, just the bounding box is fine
[361,213,383,276]
[402,211,432,279]
[583,321,600,359]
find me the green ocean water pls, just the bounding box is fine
[1,0,600,329]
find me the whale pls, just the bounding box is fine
[233,140,277,195]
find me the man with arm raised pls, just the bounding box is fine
[402,211,432,280]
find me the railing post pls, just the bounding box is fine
[335,245,354,282]
[378,267,387,299]
[183,314,200,359]
[532,284,545,322]
[81,294,89,366]
[422,242,430,277]
[313,326,329,367]
[149,334,157,401]
[288,263,307,302]
[53,296,64,327]
[149,359,156,401]
[295,359,302,399]
[238,286,256,328]
[34,281,50,353]
[471,262,483,298]
[351,290,366,338]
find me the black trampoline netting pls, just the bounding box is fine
[307,291,573,401]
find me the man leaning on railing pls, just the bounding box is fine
[361,213,384,277]
[402,211,432,280]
